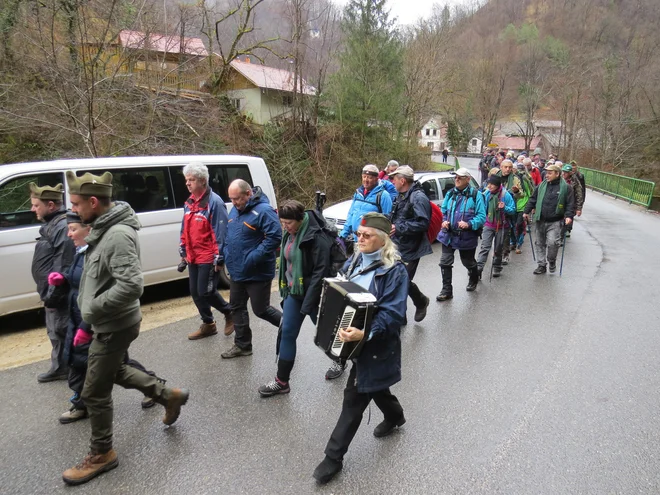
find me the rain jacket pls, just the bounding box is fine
[78,202,143,333]
[31,209,74,301]
[340,182,393,239]
[179,187,228,265]
[437,185,486,250]
[483,187,516,229]
[223,186,281,282]
[389,182,432,261]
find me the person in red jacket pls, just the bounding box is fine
[179,162,234,340]
[525,157,542,186]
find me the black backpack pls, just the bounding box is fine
[322,225,348,276]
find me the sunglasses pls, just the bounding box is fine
[356,231,374,239]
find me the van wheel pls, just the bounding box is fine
[218,265,231,289]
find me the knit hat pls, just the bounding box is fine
[360,212,391,234]
[66,211,83,224]
[29,183,63,201]
[388,165,414,179]
[362,165,379,177]
[487,176,502,187]
[65,171,113,198]
[546,164,562,173]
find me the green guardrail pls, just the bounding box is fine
[581,167,656,208]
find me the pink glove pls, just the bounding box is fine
[73,329,93,347]
[48,272,65,286]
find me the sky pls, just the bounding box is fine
[332,0,469,26]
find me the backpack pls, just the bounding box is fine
[427,201,443,243]
[321,225,348,276]
[355,190,383,213]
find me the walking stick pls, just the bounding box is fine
[489,212,502,284]
[527,218,536,262]
[559,230,567,277]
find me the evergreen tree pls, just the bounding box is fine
[328,0,403,135]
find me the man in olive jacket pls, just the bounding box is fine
[61,171,189,487]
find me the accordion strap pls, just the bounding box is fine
[347,258,383,281]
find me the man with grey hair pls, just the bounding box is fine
[221,179,282,358]
[180,162,233,340]
[379,160,399,180]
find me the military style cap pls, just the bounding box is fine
[360,212,391,234]
[561,164,573,173]
[29,183,63,201]
[66,171,113,198]
[546,164,562,173]
[389,165,414,179]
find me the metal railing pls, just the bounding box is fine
[581,167,656,208]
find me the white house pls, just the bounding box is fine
[418,117,448,152]
[467,135,483,154]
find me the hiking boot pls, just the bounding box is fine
[492,266,503,278]
[325,361,346,380]
[313,456,343,484]
[533,265,547,275]
[549,260,557,273]
[466,267,480,292]
[59,407,88,425]
[163,388,189,426]
[502,255,509,265]
[223,314,235,336]
[414,295,430,322]
[565,231,571,238]
[221,344,252,359]
[436,290,453,301]
[38,370,68,383]
[373,416,406,438]
[188,322,217,340]
[258,378,290,397]
[141,395,156,409]
[62,450,118,486]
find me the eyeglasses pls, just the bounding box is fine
[355,231,374,239]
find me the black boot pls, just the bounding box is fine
[436,266,453,301]
[466,266,479,292]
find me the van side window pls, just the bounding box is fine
[421,179,439,201]
[171,164,253,205]
[81,169,173,213]
[0,173,64,230]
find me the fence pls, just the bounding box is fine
[581,167,656,208]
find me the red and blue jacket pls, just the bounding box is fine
[179,188,228,265]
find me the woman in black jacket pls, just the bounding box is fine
[258,200,333,397]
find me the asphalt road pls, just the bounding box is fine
[2,160,660,494]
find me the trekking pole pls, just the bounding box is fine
[489,216,501,284]
[559,230,567,277]
[527,218,536,262]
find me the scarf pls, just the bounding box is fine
[487,187,501,224]
[278,212,310,298]
[534,178,568,221]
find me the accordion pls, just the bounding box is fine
[314,278,377,360]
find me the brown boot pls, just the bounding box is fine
[188,322,218,340]
[62,450,118,485]
[163,388,190,426]
[223,314,235,336]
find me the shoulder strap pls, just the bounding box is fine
[376,190,382,213]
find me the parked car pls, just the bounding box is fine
[322,171,480,232]
[0,155,277,317]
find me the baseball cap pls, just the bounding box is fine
[388,165,414,179]
[452,168,471,178]
[362,164,379,177]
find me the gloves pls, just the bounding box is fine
[73,329,93,347]
[47,272,65,286]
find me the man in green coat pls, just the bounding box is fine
[62,171,190,486]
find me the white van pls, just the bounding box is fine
[0,155,277,317]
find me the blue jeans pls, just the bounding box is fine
[279,296,317,362]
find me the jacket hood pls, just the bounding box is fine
[300,210,326,242]
[244,186,269,211]
[86,201,140,245]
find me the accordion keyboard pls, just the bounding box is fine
[331,307,356,356]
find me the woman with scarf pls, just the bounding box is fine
[258,200,334,397]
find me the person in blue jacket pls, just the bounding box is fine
[436,168,487,300]
[313,212,408,485]
[221,179,283,359]
[476,175,516,278]
[339,165,393,241]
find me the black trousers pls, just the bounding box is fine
[404,258,425,307]
[189,263,231,324]
[230,279,282,350]
[324,364,404,461]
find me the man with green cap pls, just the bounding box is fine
[30,182,75,383]
[62,171,189,486]
[561,163,583,238]
[523,164,575,275]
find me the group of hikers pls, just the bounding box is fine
[26,152,585,486]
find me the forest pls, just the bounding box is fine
[1,0,658,204]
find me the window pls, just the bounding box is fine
[427,142,434,148]
[229,98,242,110]
[82,168,173,213]
[472,139,478,146]
[425,129,430,136]
[171,164,253,206]
[282,95,293,107]
[432,129,437,136]
[439,178,455,198]
[0,172,64,230]
[421,178,439,201]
